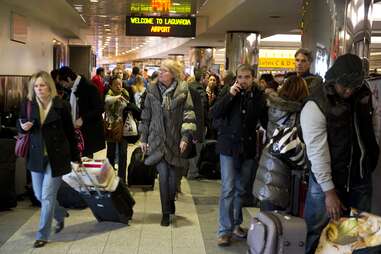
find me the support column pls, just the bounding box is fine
[301,0,373,76]
[225,31,260,76]
[189,47,215,72]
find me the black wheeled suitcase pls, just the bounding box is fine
[287,170,308,217]
[127,147,156,189]
[197,140,221,179]
[0,138,17,210]
[80,181,135,224]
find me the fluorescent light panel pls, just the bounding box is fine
[261,34,301,42]
[373,2,381,21]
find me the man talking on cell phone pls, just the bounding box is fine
[211,64,268,247]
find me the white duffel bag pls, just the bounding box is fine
[63,158,118,192]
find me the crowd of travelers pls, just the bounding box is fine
[17,48,379,254]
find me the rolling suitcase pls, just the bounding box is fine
[73,166,135,224]
[127,147,156,189]
[80,181,135,224]
[247,211,307,254]
[288,170,308,217]
[0,138,17,209]
[197,140,220,179]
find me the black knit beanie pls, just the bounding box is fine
[325,53,364,88]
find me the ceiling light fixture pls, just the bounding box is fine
[372,2,381,21]
[372,36,381,43]
[261,34,301,42]
[90,0,98,2]
[79,14,87,23]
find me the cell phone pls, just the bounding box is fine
[20,118,34,124]
[20,118,28,124]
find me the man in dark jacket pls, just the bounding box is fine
[58,66,105,157]
[301,54,379,254]
[187,69,208,179]
[212,64,267,246]
[294,48,322,93]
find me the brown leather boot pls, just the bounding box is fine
[217,234,231,247]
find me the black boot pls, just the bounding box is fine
[161,214,170,226]
[33,240,47,248]
[55,211,69,233]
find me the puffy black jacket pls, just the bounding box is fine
[306,82,379,190]
[253,147,290,208]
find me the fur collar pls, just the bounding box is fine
[266,92,302,112]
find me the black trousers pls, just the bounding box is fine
[156,159,177,214]
[106,139,128,182]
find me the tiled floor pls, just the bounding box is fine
[0,146,258,254]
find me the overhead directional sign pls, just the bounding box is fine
[126,16,196,37]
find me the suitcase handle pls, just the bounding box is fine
[72,163,104,197]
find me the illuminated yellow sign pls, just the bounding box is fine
[259,58,295,69]
[126,16,196,37]
[151,0,171,12]
[130,2,192,14]
[129,17,191,26]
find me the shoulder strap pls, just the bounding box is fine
[27,100,32,120]
[274,112,293,125]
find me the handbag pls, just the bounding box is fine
[15,101,32,157]
[316,209,381,254]
[123,112,138,137]
[104,117,123,143]
[268,126,307,170]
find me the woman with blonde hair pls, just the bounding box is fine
[131,75,146,109]
[17,71,80,248]
[139,59,196,226]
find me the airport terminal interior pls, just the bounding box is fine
[1,0,381,253]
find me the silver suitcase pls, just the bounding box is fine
[247,211,307,254]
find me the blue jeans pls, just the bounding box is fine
[218,154,255,236]
[156,159,177,214]
[304,175,372,254]
[31,164,66,241]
